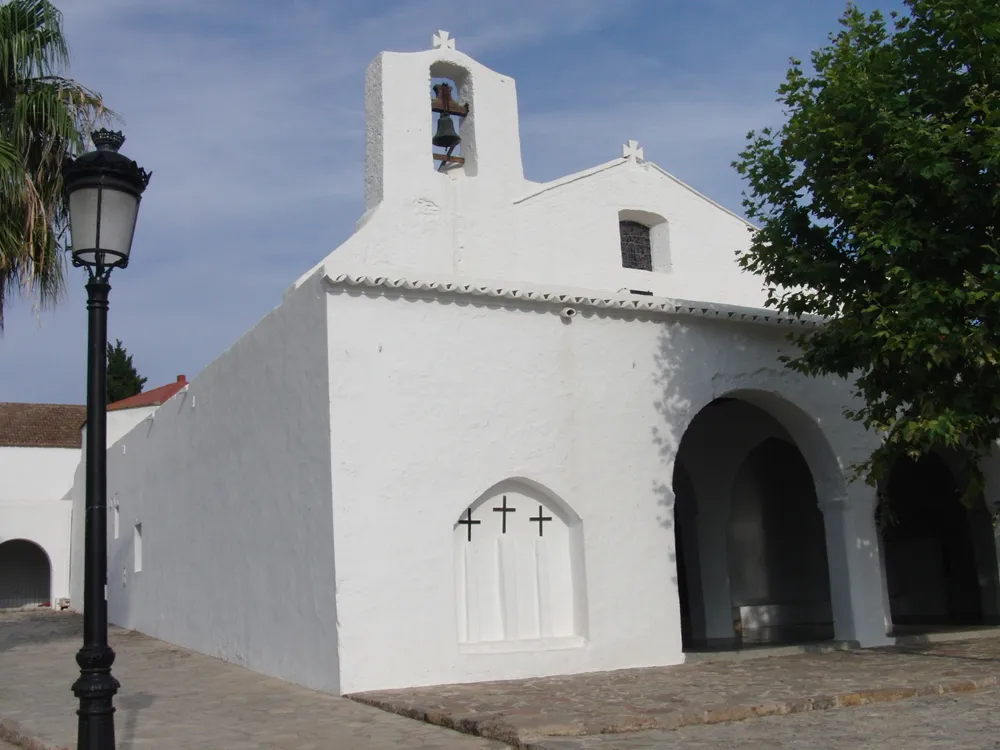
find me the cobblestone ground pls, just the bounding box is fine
[0,610,506,750]
[353,636,1000,745]
[6,610,1000,750]
[532,688,1000,749]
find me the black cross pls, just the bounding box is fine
[457,507,481,542]
[529,505,553,537]
[492,495,516,533]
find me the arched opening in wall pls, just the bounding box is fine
[618,210,669,273]
[0,539,51,609]
[453,478,587,652]
[880,453,998,633]
[430,61,475,175]
[672,396,835,651]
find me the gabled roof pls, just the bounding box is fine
[0,403,86,448]
[515,157,756,228]
[108,375,188,412]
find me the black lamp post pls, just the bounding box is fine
[63,129,150,750]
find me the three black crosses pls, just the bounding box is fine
[456,496,552,541]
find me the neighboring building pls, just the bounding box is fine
[0,403,84,609]
[67,33,1000,698]
[68,376,188,608]
[0,377,187,612]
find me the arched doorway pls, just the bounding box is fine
[672,396,835,650]
[727,438,834,644]
[0,539,51,609]
[881,453,996,631]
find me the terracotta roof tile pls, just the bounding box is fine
[107,375,187,412]
[0,403,86,448]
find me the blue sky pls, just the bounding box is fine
[1,0,904,404]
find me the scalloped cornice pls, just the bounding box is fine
[322,272,824,329]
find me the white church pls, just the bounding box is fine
[53,33,1000,696]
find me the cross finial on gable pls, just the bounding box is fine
[433,30,456,50]
[622,140,644,162]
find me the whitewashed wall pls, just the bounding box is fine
[100,274,340,694]
[0,446,79,603]
[69,405,159,610]
[323,284,889,693]
[299,46,768,313]
[84,39,902,697]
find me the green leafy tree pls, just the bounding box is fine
[106,338,145,403]
[0,0,111,327]
[734,0,1000,497]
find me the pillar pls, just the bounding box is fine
[819,484,894,646]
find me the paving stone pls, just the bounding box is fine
[527,688,1000,749]
[352,635,1000,746]
[0,610,507,750]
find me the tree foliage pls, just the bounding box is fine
[107,338,145,403]
[0,0,111,327]
[734,0,1000,496]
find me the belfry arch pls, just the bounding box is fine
[671,392,844,650]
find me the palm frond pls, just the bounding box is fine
[0,0,67,85]
[0,0,114,327]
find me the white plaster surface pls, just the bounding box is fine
[323,283,886,692]
[0,446,79,604]
[96,274,340,694]
[73,40,962,696]
[301,45,767,313]
[69,405,159,609]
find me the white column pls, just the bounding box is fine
[978,453,1000,623]
[968,507,1000,622]
[819,484,893,646]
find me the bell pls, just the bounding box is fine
[433,113,461,150]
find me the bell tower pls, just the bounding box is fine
[363,31,526,212]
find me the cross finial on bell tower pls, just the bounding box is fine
[432,30,456,50]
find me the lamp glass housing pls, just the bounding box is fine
[68,178,141,269]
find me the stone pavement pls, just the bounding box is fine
[0,610,506,750]
[352,636,1000,747]
[6,610,1000,750]
[533,687,1000,749]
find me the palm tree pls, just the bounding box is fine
[0,0,110,327]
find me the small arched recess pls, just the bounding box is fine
[453,478,588,652]
[0,539,52,609]
[618,209,670,272]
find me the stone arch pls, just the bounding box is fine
[718,388,848,501]
[453,477,587,650]
[0,539,52,609]
[430,59,476,175]
[670,389,843,648]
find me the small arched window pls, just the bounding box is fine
[619,220,652,271]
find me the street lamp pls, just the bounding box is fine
[63,129,150,750]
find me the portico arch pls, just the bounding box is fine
[671,389,851,650]
[880,452,1000,631]
[0,539,52,609]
